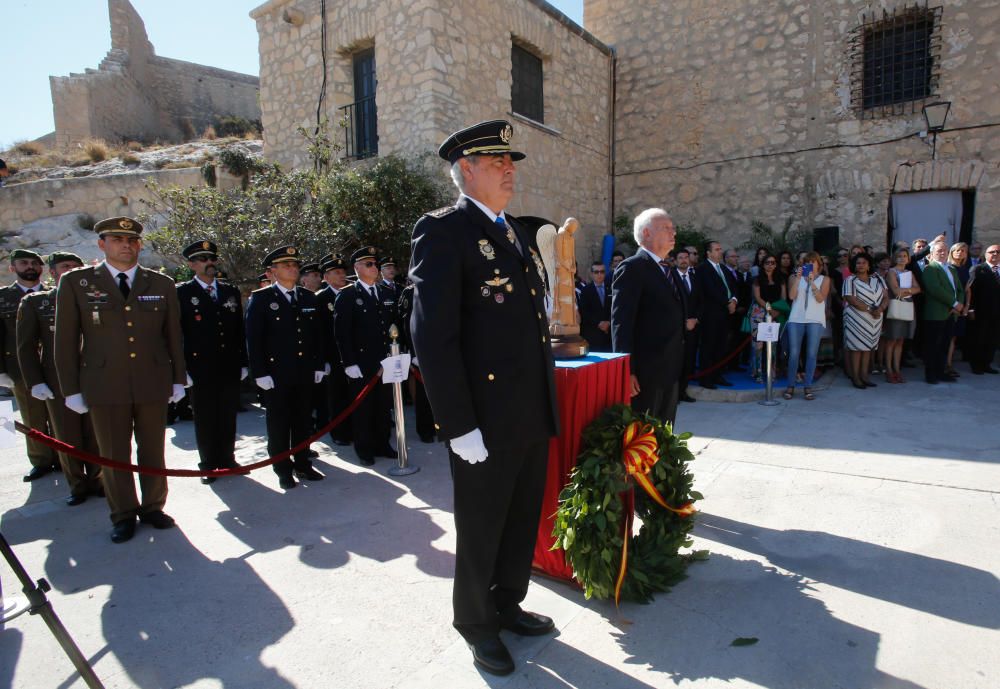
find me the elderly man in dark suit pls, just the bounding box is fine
[410,119,558,677]
[176,240,248,484]
[611,208,686,425]
[967,244,1000,374]
[577,260,612,352]
[245,246,327,490]
[54,217,187,543]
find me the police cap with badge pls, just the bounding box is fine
[321,254,348,273]
[438,119,525,163]
[262,245,302,267]
[350,246,380,266]
[300,262,321,276]
[94,216,143,238]
[182,240,218,262]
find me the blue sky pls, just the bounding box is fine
[1,0,584,149]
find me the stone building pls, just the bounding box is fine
[252,0,1000,254]
[50,0,261,147]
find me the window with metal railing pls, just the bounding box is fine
[340,48,378,159]
[511,43,544,124]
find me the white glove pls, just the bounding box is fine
[31,383,55,401]
[412,356,419,367]
[323,363,331,375]
[65,393,89,415]
[240,367,249,381]
[314,370,326,384]
[0,372,14,388]
[450,428,488,464]
[344,365,362,380]
[256,375,275,390]
[185,373,194,387]
[169,384,186,404]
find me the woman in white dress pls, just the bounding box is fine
[842,252,888,389]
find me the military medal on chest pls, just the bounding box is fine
[478,239,496,261]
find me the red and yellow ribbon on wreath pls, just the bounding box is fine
[614,421,697,604]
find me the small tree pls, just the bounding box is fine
[739,217,812,256]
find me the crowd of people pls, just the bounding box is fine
[575,231,1000,403]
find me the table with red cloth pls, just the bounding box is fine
[532,352,631,582]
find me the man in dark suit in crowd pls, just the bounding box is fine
[17,251,102,505]
[724,249,748,372]
[611,208,686,425]
[245,245,327,490]
[695,240,738,388]
[967,244,1000,374]
[334,247,398,466]
[176,240,248,484]
[577,260,612,352]
[314,254,353,446]
[54,217,187,543]
[0,249,58,481]
[672,247,700,403]
[410,120,558,676]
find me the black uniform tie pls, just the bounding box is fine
[117,273,130,299]
[289,289,297,307]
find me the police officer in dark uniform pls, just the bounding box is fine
[396,283,435,443]
[333,247,397,466]
[314,253,352,446]
[409,120,558,676]
[379,256,401,301]
[17,251,102,504]
[177,240,248,484]
[245,246,327,490]
[0,248,58,480]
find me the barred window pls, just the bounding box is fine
[511,43,544,124]
[850,5,943,118]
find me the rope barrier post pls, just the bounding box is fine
[758,304,781,407]
[0,531,106,688]
[387,326,419,477]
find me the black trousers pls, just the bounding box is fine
[632,373,679,426]
[310,380,330,433]
[348,377,391,459]
[450,438,548,643]
[680,326,699,395]
[412,378,436,439]
[967,318,1000,370]
[263,383,314,479]
[923,318,955,382]
[191,379,240,470]
[700,316,729,383]
[327,368,353,443]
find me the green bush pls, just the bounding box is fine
[214,116,262,139]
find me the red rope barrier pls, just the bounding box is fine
[13,373,382,478]
[686,335,753,380]
[409,365,424,385]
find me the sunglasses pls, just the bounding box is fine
[358,260,377,268]
[592,269,605,273]
[192,256,217,262]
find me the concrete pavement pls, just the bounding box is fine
[1,365,998,689]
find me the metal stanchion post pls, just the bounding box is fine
[759,304,780,406]
[1,531,106,688]
[387,326,419,477]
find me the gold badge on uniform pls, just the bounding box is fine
[499,124,512,143]
[202,241,210,250]
[286,247,295,255]
[119,219,133,230]
[478,239,496,261]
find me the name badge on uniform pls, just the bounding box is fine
[138,295,163,302]
[92,310,101,325]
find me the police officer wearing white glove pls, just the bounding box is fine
[409,121,559,676]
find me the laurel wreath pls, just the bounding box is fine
[551,404,704,603]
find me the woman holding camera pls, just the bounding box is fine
[783,252,830,400]
[842,252,888,389]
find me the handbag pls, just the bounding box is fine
[741,311,752,333]
[887,298,914,321]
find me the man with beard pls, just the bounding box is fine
[17,251,102,504]
[315,254,353,446]
[176,240,248,484]
[54,217,187,543]
[0,249,58,481]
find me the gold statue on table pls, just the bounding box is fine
[536,217,589,359]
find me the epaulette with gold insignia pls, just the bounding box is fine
[426,206,456,219]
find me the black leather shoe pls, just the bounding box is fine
[358,455,375,467]
[716,377,734,387]
[469,636,514,676]
[306,448,320,458]
[971,368,985,375]
[501,610,555,636]
[65,494,87,506]
[700,381,717,390]
[377,446,399,459]
[200,476,217,485]
[863,381,877,388]
[940,376,957,383]
[279,476,297,490]
[138,511,176,529]
[110,519,136,543]
[23,465,53,482]
[294,467,325,481]
[680,393,696,403]
[925,378,939,385]
[984,367,999,374]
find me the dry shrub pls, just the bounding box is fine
[68,154,93,168]
[162,160,198,170]
[202,125,218,140]
[126,140,144,152]
[15,140,45,156]
[122,153,141,166]
[81,138,108,162]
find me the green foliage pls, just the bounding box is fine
[739,217,811,255]
[297,118,343,175]
[674,222,711,254]
[213,115,262,139]
[551,404,701,603]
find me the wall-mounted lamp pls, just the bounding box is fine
[922,101,951,160]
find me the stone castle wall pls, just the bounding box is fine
[586,0,1000,250]
[252,0,613,261]
[50,0,260,147]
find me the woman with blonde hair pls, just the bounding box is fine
[884,247,921,383]
[946,242,971,375]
